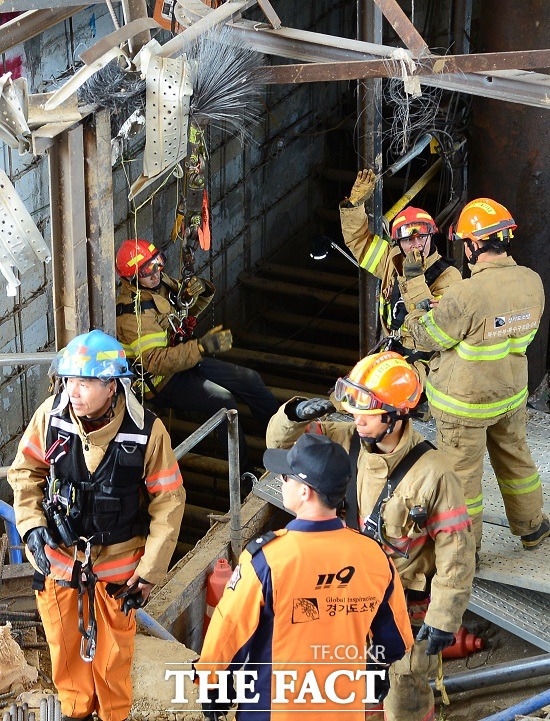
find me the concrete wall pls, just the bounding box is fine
[0,0,356,490]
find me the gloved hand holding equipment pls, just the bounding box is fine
[106,580,152,615]
[367,663,391,703]
[348,168,376,207]
[199,325,232,355]
[182,275,206,301]
[200,673,235,721]
[403,249,425,280]
[416,623,455,655]
[292,397,336,421]
[25,527,58,576]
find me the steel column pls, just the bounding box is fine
[48,125,90,347]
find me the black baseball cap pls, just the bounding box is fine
[263,433,351,503]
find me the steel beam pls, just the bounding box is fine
[259,49,550,84]
[48,124,90,347]
[372,0,429,56]
[228,21,550,110]
[84,109,116,336]
[0,8,88,55]
[0,0,113,10]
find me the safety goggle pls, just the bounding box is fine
[138,252,166,279]
[392,222,433,241]
[334,376,393,412]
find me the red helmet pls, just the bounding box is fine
[115,239,164,279]
[391,207,438,243]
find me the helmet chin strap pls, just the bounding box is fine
[361,411,405,444]
[466,237,510,265]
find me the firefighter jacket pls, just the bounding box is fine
[116,273,215,396]
[196,517,414,721]
[403,255,545,426]
[340,204,461,358]
[8,393,185,585]
[266,403,475,633]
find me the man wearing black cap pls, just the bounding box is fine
[195,433,413,721]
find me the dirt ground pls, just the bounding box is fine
[2,577,549,721]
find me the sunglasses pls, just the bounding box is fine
[334,376,391,412]
[138,252,166,279]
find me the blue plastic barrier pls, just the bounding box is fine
[0,499,24,564]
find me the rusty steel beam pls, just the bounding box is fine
[228,20,550,109]
[372,0,428,57]
[0,7,88,55]
[49,124,90,347]
[259,48,550,85]
[256,0,281,30]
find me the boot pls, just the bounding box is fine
[61,715,94,721]
[521,516,550,550]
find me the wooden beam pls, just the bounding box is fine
[259,48,550,84]
[372,0,429,57]
[84,109,116,336]
[49,124,90,347]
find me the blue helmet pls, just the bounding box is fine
[55,330,134,379]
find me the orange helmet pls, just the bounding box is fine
[115,239,165,279]
[334,351,422,415]
[453,198,516,243]
[391,207,438,243]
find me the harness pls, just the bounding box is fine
[44,395,156,661]
[386,256,455,363]
[45,394,155,546]
[345,430,434,557]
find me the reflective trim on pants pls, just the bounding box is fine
[36,577,135,721]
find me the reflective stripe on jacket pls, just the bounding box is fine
[402,256,545,425]
[8,394,185,584]
[266,402,475,633]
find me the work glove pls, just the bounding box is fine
[290,397,336,421]
[199,325,233,354]
[403,249,425,280]
[348,168,376,206]
[25,527,58,576]
[416,623,455,655]
[182,275,206,300]
[371,666,391,703]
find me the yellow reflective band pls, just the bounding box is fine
[497,473,541,496]
[123,331,168,358]
[455,331,537,361]
[426,382,528,419]
[360,235,389,274]
[419,311,458,349]
[465,493,483,516]
[127,253,145,268]
[96,350,122,360]
[147,243,155,252]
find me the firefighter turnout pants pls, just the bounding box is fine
[435,405,543,547]
[37,578,136,721]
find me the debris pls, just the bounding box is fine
[0,623,38,693]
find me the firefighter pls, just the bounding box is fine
[402,198,548,551]
[266,352,475,721]
[115,239,279,463]
[339,169,462,387]
[8,330,185,721]
[196,433,414,721]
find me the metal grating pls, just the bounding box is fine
[469,578,550,652]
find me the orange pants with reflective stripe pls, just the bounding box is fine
[37,578,136,721]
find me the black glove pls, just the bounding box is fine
[201,675,235,720]
[199,325,233,354]
[25,527,58,576]
[416,623,455,655]
[403,250,425,280]
[292,398,336,421]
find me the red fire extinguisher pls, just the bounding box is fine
[203,558,233,636]
[442,626,485,659]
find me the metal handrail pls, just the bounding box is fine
[1,408,243,564]
[173,407,242,561]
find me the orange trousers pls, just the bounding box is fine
[37,578,135,721]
